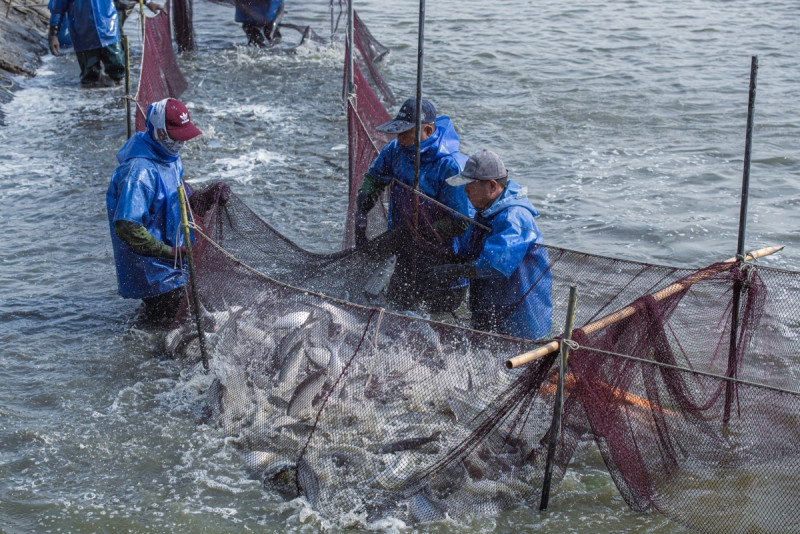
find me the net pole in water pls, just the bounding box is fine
[506,245,784,369]
[177,185,210,371]
[346,0,354,95]
[724,55,758,424]
[124,35,132,138]
[412,0,426,280]
[540,285,577,511]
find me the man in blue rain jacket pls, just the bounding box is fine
[235,0,284,46]
[48,0,125,85]
[422,149,553,340]
[107,98,228,326]
[354,98,472,311]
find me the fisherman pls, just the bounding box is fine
[354,98,472,311]
[421,149,553,340]
[106,98,230,327]
[235,0,285,47]
[48,0,126,86]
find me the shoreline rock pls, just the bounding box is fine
[0,0,49,124]
[0,0,49,76]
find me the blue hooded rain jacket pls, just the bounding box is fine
[235,0,284,25]
[106,116,193,300]
[49,0,120,53]
[366,115,471,235]
[461,180,553,340]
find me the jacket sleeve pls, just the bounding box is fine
[48,0,71,22]
[115,220,173,258]
[108,163,158,228]
[475,209,538,279]
[365,142,397,186]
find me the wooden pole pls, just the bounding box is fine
[724,55,758,423]
[540,286,577,511]
[411,0,425,288]
[124,35,132,139]
[178,186,210,370]
[506,245,784,369]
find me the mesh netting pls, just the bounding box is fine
[134,5,188,131]
[168,189,800,532]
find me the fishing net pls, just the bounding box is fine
[172,0,195,51]
[153,5,800,532]
[168,186,800,532]
[134,5,188,132]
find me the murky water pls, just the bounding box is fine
[1,0,797,531]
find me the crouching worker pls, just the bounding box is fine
[354,98,472,311]
[235,0,285,46]
[421,149,553,340]
[106,98,231,327]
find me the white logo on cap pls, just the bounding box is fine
[180,112,189,124]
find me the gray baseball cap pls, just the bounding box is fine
[446,149,508,186]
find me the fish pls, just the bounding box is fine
[296,457,321,507]
[363,255,396,298]
[286,370,329,420]
[407,491,446,524]
[273,310,311,329]
[277,338,307,384]
[379,431,442,454]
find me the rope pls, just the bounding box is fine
[563,338,800,397]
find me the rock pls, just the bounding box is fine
[0,0,49,77]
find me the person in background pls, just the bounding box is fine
[48,0,125,86]
[354,97,472,311]
[106,98,230,327]
[422,149,553,340]
[114,0,163,36]
[235,0,285,47]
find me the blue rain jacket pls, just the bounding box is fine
[366,116,472,234]
[461,181,553,340]
[49,0,119,53]
[106,131,193,299]
[235,0,284,25]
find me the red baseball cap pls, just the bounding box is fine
[165,98,202,141]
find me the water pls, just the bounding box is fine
[0,0,797,531]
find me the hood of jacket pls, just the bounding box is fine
[480,180,538,220]
[397,115,464,165]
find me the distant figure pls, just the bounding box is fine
[354,97,472,311]
[48,0,125,86]
[235,0,285,47]
[114,0,164,36]
[422,149,553,339]
[106,98,230,327]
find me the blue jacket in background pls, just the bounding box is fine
[49,0,119,53]
[461,180,553,340]
[106,131,193,299]
[366,116,472,235]
[235,0,284,25]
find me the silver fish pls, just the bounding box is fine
[286,370,329,420]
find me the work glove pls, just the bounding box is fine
[162,245,186,259]
[430,216,470,240]
[420,263,478,287]
[361,225,408,260]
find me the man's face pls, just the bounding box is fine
[396,123,435,147]
[465,179,499,210]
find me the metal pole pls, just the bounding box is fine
[724,55,758,424]
[124,35,132,139]
[413,0,425,192]
[540,286,578,511]
[346,0,354,95]
[411,0,425,289]
[177,185,210,371]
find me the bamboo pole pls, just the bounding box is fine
[506,245,784,369]
[540,286,577,511]
[178,186,210,371]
